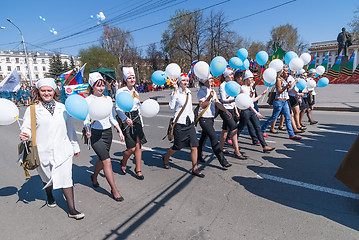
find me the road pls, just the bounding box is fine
[0,105,358,240]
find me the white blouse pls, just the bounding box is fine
[115,86,142,122]
[219,82,235,109]
[169,87,194,124]
[84,95,118,130]
[197,86,217,118]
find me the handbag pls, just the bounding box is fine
[307,92,313,106]
[18,104,40,179]
[267,86,276,105]
[164,93,189,141]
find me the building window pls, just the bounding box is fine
[316,59,319,63]
[7,66,11,71]
[42,66,46,71]
[6,57,10,63]
[42,59,45,64]
[34,66,38,71]
[35,74,39,79]
[329,52,332,56]
[15,58,19,63]
[33,59,37,64]
[0,66,2,71]
[17,66,20,71]
[322,52,325,57]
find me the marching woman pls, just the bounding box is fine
[162,73,204,177]
[237,70,275,153]
[218,68,247,159]
[20,78,84,219]
[261,65,302,140]
[84,72,125,202]
[116,67,147,180]
[197,74,232,168]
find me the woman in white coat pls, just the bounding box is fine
[20,78,84,220]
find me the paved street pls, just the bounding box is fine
[0,90,359,239]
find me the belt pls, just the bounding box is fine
[276,98,287,101]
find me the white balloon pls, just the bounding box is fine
[269,59,284,72]
[0,98,19,125]
[263,68,277,84]
[300,53,311,65]
[235,93,253,110]
[88,97,113,121]
[140,99,160,118]
[165,63,181,79]
[289,57,304,71]
[316,65,325,75]
[193,61,210,79]
[53,31,58,35]
[307,79,317,89]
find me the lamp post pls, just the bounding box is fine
[6,18,33,86]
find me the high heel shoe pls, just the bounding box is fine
[90,174,99,188]
[234,154,248,160]
[111,190,124,202]
[162,156,171,169]
[120,161,127,175]
[263,147,275,153]
[135,170,144,180]
[191,170,205,178]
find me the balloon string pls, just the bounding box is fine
[123,115,139,131]
[260,87,269,104]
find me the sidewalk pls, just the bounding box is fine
[138,84,359,112]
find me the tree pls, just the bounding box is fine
[63,61,70,72]
[78,46,119,80]
[349,6,359,39]
[70,56,76,69]
[147,43,164,71]
[161,9,206,71]
[247,41,266,60]
[266,24,308,53]
[100,25,138,66]
[47,54,63,78]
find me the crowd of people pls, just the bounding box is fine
[17,63,318,220]
[0,85,32,107]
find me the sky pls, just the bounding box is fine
[0,0,358,57]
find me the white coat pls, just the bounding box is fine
[21,101,80,189]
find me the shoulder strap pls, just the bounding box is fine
[30,104,37,146]
[195,98,213,122]
[173,93,189,125]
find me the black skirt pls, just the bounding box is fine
[172,118,199,150]
[219,108,237,131]
[122,110,147,149]
[91,128,112,161]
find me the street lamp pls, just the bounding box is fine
[6,18,33,86]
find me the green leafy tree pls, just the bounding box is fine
[248,41,266,60]
[266,24,308,53]
[349,6,359,39]
[63,61,70,72]
[70,56,76,69]
[78,46,119,81]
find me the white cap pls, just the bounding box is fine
[36,78,56,90]
[308,69,316,74]
[298,69,305,74]
[198,74,213,84]
[223,68,233,78]
[123,67,135,81]
[243,70,254,80]
[89,72,104,87]
[177,73,189,84]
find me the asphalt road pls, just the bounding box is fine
[0,105,359,240]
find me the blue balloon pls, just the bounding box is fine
[224,81,240,97]
[239,59,250,70]
[284,51,298,64]
[116,92,134,112]
[296,78,307,91]
[229,57,243,69]
[264,79,275,87]
[65,94,88,120]
[151,70,167,85]
[210,56,227,77]
[256,51,269,66]
[317,77,329,87]
[237,48,248,61]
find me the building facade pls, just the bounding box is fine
[308,40,359,68]
[0,50,80,84]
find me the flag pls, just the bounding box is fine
[336,51,356,84]
[68,63,86,85]
[308,55,316,70]
[347,63,359,84]
[327,55,341,84]
[320,51,330,73]
[269,42,285,61]
[58,69,74,84]
[0,69,21,92]
[64,83,89,95]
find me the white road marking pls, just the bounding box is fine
[157,126,165,129]
[258,173,359,199]
[318,128,358,136]
[295,144,313,148]
[266,140,276,143]
[334,149,348,153]
[76,131,167,155]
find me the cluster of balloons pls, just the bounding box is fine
[38,15,58,35]
[90,12,106,25]
[0,99,19,125]
[151,63,182,85]
[39,16,46,22]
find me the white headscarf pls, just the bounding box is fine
[36,78,57,90]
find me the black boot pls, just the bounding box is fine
[198,150,206,163]
[216,152,232,168]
